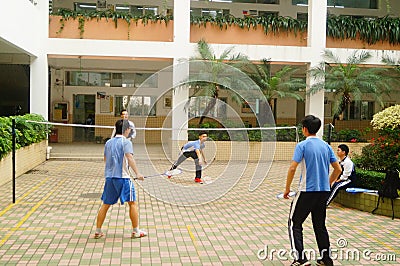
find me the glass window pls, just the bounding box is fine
[188,97,226,118]
[130,5,158,16]
[343,101,374,120]
[111,73,122,87]
[135,73,158,88]
[66,71,110,86]
[204,0,279,3]
[74,2,96,11]
[65,71,157,87]
[292,0,377,9]
[115,4,130,13]
[115,96,157,116]
[297,12,308,22]
[191,8,229,18]
[259,11,279,17]
[88,72,110,86]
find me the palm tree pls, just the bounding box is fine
[190,40,249,125]
[244,58,305,122]
[309,50,393,126]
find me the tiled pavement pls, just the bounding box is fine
[0,144,399,265]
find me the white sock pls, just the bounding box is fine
[96,228,102,234]
[133,227,139,233]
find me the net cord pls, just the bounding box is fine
[26,120,299,142]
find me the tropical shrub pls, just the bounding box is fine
[352,169,385,190]
[0,114,50,160]
[354,105,400,171]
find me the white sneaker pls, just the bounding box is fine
[131,229,147,238]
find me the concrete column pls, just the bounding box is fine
[30,0,49,119]
[30,55,49,119]
[306,0,327,136]
[171,0,191,141]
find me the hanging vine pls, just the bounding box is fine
[51,8,400,45]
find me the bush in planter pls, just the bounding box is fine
[351,168,385,190]
[0,114,49,159]
[355,105,400,171]
[0,117,12,159]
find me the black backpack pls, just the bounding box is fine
[372,169,400,219]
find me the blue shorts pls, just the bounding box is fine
[101,178,136,205]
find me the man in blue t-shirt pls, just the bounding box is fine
[170,132,208,184]
[284,115,342,266]
[94,120,146,239]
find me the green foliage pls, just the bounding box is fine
[191,14,307,36]
[352,169,385,190]
[0,114,50,160]
[309,50,393,125]
[52,8,173,35]
[355,137,400,171]
[51,10,400,45]
[327,15,400,45]
[354,106,400,171]
[188,122,302,142]
[0,117,12,160]
[325,128,365,142]
[242,59,305,110]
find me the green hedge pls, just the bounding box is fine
[0,114,50,160]
[353,169,385,190]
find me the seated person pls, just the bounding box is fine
[327,144,356,206]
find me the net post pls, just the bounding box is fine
[12,118,16,204]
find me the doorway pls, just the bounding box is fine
[73,94,95,141]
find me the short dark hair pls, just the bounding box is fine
[198,131,208,136]
[338,144,349,155]
[115,119,124,134]
[115,119,130,135]
[120,109,128,115]
[301,115,321,134]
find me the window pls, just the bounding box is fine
[65,71,157,87]
[292,0,377,9]
[343,101,374,120]
[66,71,110,86]
[115,96,156,116]
[134,73,158,88]
[74,2,96,11]
[297,13,308,22]
[202,0,279,3]
[191,8,229,18]
[259,11,279,17]
[188,97,227,118]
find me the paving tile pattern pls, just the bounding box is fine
[0,152,399,265]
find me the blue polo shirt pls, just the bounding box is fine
[104,136,133,178]
[292,136,337,192]
[182,139,205,152]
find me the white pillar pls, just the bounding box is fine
[306,0,327,136]
[30,55,48,119]
[30,0,49,119]
[171,0,191,141]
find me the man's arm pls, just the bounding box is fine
[200,149,207,164]
[195,149,204,164]
[284,161,299,199]
[125,153,144,180]
[330,161,342,185]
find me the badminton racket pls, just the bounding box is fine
[133,168,183,180]
[276,191,296,199]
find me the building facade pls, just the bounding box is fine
[1,0,399,143]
